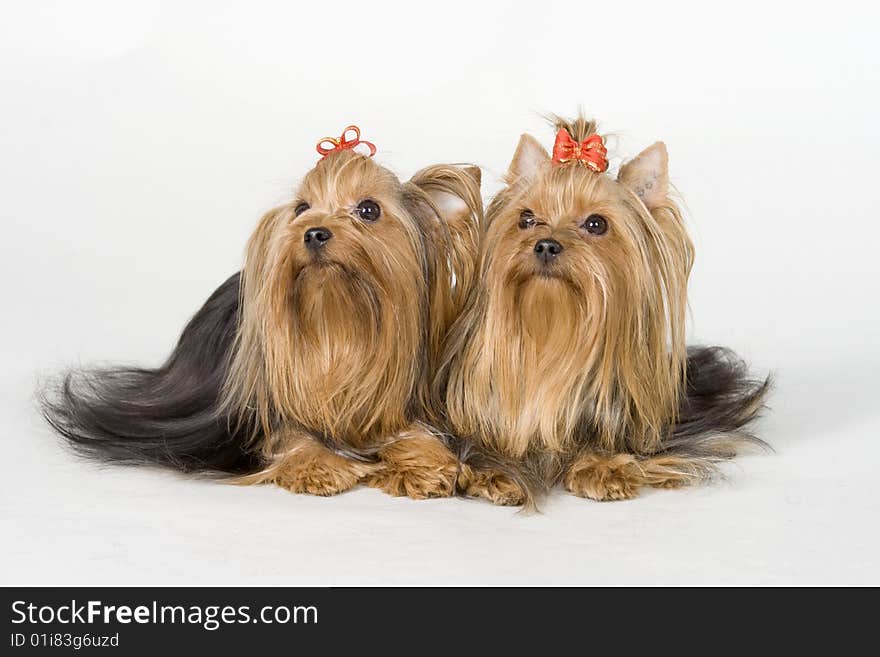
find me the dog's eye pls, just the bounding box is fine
[293,202,310,217]
[582,214,608,235]
[355,199,381,222]
[518,209,536,229]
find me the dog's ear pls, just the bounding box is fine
[461,165,481,196]
[404,165,483,377]
[617,142,669,211]
[507,134,549,181]
[408,164,482,227]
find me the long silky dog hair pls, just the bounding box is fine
[436,116,770,505]
[43,134,483,499]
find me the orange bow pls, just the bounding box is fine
[551,129,608,173]
[315,125,377,159]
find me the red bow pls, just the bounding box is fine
[315,125,377,159]
[551,129,608,173]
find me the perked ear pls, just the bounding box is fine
[617,142,669,210]
[507,133,549,181]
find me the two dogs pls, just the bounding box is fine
[43,119,769,506]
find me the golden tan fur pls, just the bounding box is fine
[234,430,380,495]
[223,150,482,497]
[457,467,526,506]
[437,116,700,502]
[563,452,698,501]
[366,424,459,499]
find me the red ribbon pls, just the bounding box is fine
[551,129,608,173]
[315,125,377,159]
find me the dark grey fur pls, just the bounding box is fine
[40,273,262,474]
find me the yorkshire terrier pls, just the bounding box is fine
[43,126,483,500]
[435,116,770,505]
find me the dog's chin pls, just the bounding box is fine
[503,264,590,304]
[535,266,565,280]
[294,257,345,280]
[290,257,382,304]
[509,264,572,287]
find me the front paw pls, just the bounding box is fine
[564,453,640,501]
[459,467,526,506]
[367,462,457,499]
[275,463,356,496]
[270,449,377,496]
[367,430,459,500]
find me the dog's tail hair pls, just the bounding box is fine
[39,273,261,474]
[633,345,771,486]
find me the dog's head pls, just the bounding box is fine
[444,116,692,456]
[225,144,481,449]
[268,151,428,318]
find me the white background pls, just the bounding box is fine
[2,0,878,585]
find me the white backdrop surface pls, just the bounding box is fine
[2,0,878,585]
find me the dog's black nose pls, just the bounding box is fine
[304,227,333,250]
[534,239,563,263]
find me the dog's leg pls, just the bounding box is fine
[366,424,458,499]
[564,452,642,501]
[238,431,378,496]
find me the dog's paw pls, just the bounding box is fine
[367,463,457,499]
[368,429,459,500]
[275,462,358,496]
[234,434,378,497]
[460,468,526,506]
[564,453,640,501]
[652,477,687,489]
[272,452,375,497]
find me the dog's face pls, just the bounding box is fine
[486,132,683,328]
[226,150,481,450]
[269,152,427,323]
[443,119,692,458]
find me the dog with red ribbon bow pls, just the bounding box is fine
[435,115,770,505]
[43,126,486,499]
